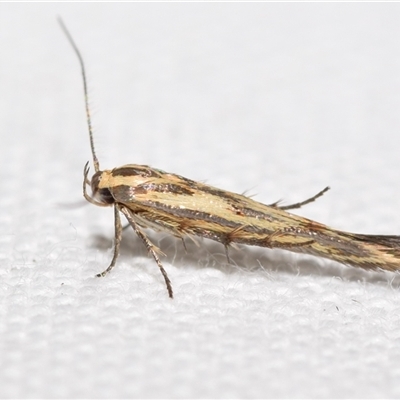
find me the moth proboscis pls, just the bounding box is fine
[59,18,400,298]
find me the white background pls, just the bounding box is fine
[1,3,400,398]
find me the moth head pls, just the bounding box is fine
[90,170,115,205]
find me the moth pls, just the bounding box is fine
[59,19,400,298]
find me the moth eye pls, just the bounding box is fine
[90,171,115,205]
[98,188,114,204]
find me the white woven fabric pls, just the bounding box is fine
[1,3,400,398]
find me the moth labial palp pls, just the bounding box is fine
[59,18,400,299]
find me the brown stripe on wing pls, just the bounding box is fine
[112,165,163,178]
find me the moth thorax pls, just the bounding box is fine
[91,171,114,205]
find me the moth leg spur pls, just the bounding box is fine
[119,205,174,299]
[222,225,250,264]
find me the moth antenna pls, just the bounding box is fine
[58,17,100,172]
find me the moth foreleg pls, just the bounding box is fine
[119,206,174,299]
[96,204,122,277]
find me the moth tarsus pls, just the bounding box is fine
[275,186,330,210]
[59,18,400,298]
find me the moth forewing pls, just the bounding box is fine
[60,19,400,299]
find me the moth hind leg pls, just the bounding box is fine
[271,186,330,211]
[180,238,188,252]
[119,205,174,299]
[224,244,232,264]
[222,226,247,264]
